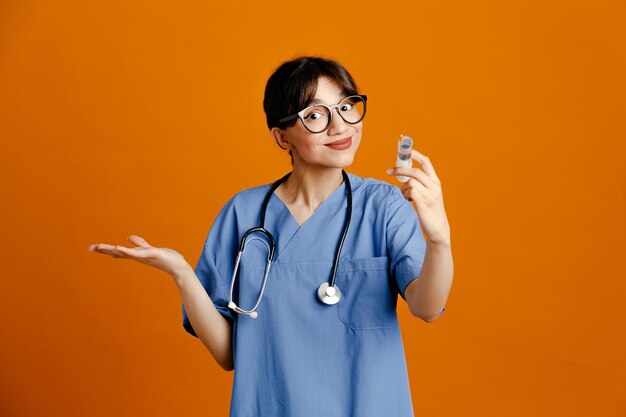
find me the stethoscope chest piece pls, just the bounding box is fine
[317,282,342,305]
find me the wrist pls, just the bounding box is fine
[427,237,451,248]
[170,263,195,286]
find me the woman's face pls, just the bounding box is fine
[279,76,363,171]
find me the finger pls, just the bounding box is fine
[402,179,429,201]
[401,187,413,201]
[127,235,151,248]
[115,246,138,256]
[410,149,440,181]
[400,179,419,194]
[388,167,437,188]
[93,243,116,251]
[401,185,427,202]
[91,243,124,258]
[115,245,152,259]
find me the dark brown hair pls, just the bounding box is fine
[263,56,360,131]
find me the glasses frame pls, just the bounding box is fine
[278,94,368,134]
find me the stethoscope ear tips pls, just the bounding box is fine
[250,311,258,319]
[228,301,237,309]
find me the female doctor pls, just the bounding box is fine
[88,56,453,417]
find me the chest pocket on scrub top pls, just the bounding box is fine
[336,257,398,330]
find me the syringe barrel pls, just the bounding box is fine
[395,135,413,182]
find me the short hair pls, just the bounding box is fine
[263,56,360,131]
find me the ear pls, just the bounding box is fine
[270,127,290,151]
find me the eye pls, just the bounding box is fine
[305,111,326,120]
[340,103,354,112]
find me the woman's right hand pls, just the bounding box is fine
[87,235,192,279]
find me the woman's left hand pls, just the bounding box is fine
[386,149,451,245]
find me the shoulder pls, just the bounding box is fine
[206,182,274,233]
[218,181,274,212]
[231,183,273,205]
[347,172,415,227]
[347,172,402,205]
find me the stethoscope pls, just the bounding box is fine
[228,170,352,319]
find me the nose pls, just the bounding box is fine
[327,107,349,135]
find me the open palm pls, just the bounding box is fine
[87,235,190,278]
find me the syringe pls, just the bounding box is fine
[395,134,413,182]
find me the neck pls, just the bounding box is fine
[282,166,344,210]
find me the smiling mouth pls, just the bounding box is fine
[325,137,352,146]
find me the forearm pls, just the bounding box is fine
[172,265,234,371]
[407,240,454,321]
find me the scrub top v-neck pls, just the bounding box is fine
[182,173,445,417]
[268,178,346,262]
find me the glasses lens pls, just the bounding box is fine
[338,96,366,124]
[302,105,331,133]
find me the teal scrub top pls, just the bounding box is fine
[183,173,445,417]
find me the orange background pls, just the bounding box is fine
[1,0,625,416]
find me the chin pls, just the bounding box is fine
[333,143,360,168]
[330,153,357,169]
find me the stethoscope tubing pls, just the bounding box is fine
[229,170,352,317]
[329,170,352,288]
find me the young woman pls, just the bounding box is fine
[88,56,453,417]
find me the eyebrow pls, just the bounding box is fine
[308,95,347,105]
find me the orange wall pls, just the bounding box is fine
[1,1,624,416]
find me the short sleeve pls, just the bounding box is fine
[182,198,238,337]
[385,186,427,301]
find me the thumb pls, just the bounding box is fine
[127,235,152,248]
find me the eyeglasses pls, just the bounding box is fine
[278,94,367,134]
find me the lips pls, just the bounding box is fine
[324,137,352,150]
